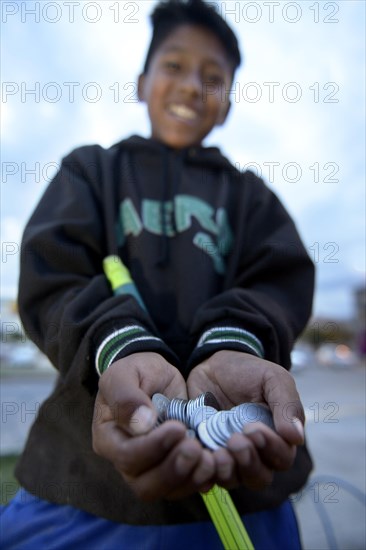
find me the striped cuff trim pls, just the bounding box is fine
[196,327,264,358]
[96,325,161,376]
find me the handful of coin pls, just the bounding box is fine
[152,392,275,451]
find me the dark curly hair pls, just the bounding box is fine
[142,0,242,78]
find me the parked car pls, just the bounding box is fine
[290,345,315,371]
[316,343,359,368]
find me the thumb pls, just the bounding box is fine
[264,370,305,445]
[129,403,157,435]
[98,356,187,435]
[271,398,305,446]
[107,388,158,436]
[98,363,157,436]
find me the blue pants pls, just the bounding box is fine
[1,489,302,549]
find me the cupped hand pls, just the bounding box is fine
[92,352,215,501]
[186,350,305,490]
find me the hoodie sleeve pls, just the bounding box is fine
[188,171,315,370]
[18,146,176,386]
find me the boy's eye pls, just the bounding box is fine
[205,74,224,85]
[164,60,181,71]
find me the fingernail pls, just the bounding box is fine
[130,405,156,434]
[292,417,304,441]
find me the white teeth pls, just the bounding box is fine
[169,104,197,121]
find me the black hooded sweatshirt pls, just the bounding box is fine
[16,135,314,524]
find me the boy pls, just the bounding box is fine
[2,0,314,547]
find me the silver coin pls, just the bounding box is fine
[185,399,197,425]
[152,393,170,424]
[210,421,228,447]
[197,421,220,451]
[168,398,188,424]
[207,412,229,446]
[179,399,189,424]
[220,411,234,441]
[232,403,275,431]
[232,403,261,425]
[186,392,219,424]
[256,405,275,430]
[225,410,243,435]
[192,395,203,408]
[186,429,197,439]
[189,406,217,430]
[219,411,237,443]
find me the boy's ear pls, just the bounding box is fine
[216,100,231,126]
[137,74,146,102]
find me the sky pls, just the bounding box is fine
[1,0,365,321]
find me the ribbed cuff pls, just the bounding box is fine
[189,325,265,368]
[95,324,176,376]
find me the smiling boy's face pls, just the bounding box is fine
[138,24,233,149]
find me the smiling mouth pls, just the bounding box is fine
[168,104,198,122]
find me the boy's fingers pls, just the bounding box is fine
[93,387,215,500]
[192,449,216,487]
[213,448,235,482]
[129,405,157,435]
[98,360,187,436]
[124,439,210,501]
[225,434,274,490]
[94,419,187,477]
[125,422,189,476]
[242,422,297,470]
[98,365,154,433]
[263,368,305,445]
[271,400,305,446]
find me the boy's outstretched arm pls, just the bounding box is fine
[187,350,305,490]
[17,146,176,385]
[92,352,216,501]
[188,171,315,374]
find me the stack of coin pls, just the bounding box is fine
[152,392,220,426]
[197,404,275,451]
[152,393,275,451]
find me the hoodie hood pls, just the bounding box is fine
[114,134,235,171]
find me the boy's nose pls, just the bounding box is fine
[179,71,202,96]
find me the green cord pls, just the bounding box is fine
[201,486,254,550]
